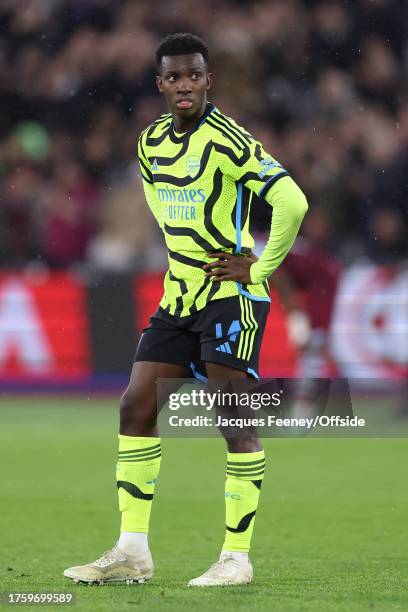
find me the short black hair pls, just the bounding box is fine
[155,33,209,69]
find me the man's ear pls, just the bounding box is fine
[156,75,163,93]
[206,72,213,90]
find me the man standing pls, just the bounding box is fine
[64,33,307,587]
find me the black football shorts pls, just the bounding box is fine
[134,295,270,380]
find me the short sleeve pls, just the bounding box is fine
[137,132,153,184]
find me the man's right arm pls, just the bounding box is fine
[137,134,164,229]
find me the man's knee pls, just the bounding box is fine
[119,385,156,434]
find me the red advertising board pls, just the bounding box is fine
[0,272,91,380]
[260,290,298,376]
[0,270,298,387]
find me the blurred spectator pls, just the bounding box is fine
[87,168,161,272]
[40,160,99,267]
[0,0,407,271]
[273,207,342,377]
[366,208,408,265]
[283,208,341,333]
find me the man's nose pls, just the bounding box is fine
[177,78,192,93]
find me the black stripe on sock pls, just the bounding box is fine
[118,451,161,463]
[118,443,161,455]
[226,461,265,472]
[118,446,161,457]
[227,458,265,467]
[227,468,265,477]
[252,479,263,490]
[227,466,265,474]
[116,481,153,500]
[226,511,256,533]
[118,448,161,458]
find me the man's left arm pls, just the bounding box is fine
[250,175,308,283]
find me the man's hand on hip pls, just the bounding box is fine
[203,252,258,284]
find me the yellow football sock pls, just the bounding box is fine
[116,435,161,533]
[223,450,265,552]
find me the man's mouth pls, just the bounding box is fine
[176,99,193,109]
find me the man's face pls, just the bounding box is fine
[156,53,211,119]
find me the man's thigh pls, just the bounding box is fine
[134,307,200,371]
[125,361,191,405]
[122,308,199,434]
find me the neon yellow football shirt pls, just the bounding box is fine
[138,103,302,317]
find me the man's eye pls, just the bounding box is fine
[167,75,176,82]
[192,73,201,80]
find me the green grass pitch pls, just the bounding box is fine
[1,398,407,611]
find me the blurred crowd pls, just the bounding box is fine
[1,0,408,271]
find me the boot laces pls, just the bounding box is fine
[205,556,240,578]
[93,549,123,568]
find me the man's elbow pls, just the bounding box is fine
[294,188,308,222]
[299,191,309,217]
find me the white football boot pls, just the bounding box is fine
[188,552,253,587]
[63,546,153,585]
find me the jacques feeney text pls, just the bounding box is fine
[167,415,366,429]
